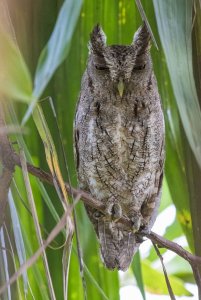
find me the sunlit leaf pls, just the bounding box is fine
[165,255,192,279]
[142,260,192,296]
[0,28,32,103]
[22,0,83,124]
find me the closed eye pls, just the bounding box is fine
[95,65,109,71]
[133,64,146,71]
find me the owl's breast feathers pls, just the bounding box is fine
[74,81,164,269]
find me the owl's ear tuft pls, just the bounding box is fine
[89,24,106,55]
[133,22,151,47]
[132,22,151,66]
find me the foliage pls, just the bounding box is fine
[0,0,200,299]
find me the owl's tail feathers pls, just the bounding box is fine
[98,221,140,271]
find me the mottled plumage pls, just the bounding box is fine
[74,23,165,271]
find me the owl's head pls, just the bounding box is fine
[88,23,152,96]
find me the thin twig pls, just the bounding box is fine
[147,231,201,296]
[153,243,176,300]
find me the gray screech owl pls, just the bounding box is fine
[74,23,165,271]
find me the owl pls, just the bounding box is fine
[74,23,165,271]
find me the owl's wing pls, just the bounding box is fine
[73,125,80,173]
[74,114,101,235]
[73,93,88,190]
[141,138,165,229]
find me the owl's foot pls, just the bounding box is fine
[139,225,151,235]
[130,212,143,233]
[106,202,122,221]
[135,226,150,243]
[135,234,145,244]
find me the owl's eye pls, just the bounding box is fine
[95,65,109,71]
[93,211,103,219]
[133,64,146,71]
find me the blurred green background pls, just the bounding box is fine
[0,0,201,299]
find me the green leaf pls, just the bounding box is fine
[159,176,172,212]
[149,7,193,248]
[131,251,146,300]
[22,0,83,125]
[153,0,201,168]
[142,260,192,296]
[5,0,198,298]
[8,192,28,296]
[9,104,61,224]
[0,228,11,300]
[165,255,193,279]
[0,28,32,103]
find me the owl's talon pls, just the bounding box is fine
[135,234,145,244]
[139,226,151,235]
[135,224,150,243]
[131,213,143,233]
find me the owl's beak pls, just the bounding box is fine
[117,78,124,98]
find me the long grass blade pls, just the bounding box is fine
[131,251,146,300]
[83,263,109,300]
[135,0,158,49]
[62,242,72,300]
[8,103,61,226]
[20,150,56,300]
[32,104,69,209]
[45,97,87,299]
[8,191,28,296]
[0,227,11,300]
[3,224,26,300]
